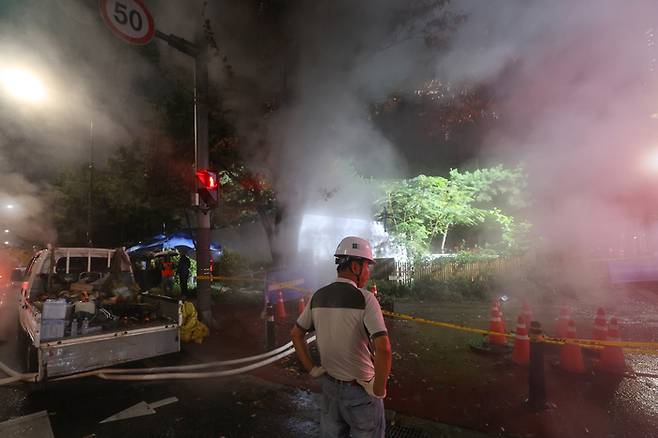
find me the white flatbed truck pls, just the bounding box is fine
[17,247,181,382]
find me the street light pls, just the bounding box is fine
[643,149,658,175]
[1,63,93,246]
[0,68,46,103]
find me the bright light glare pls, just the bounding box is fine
[644,149,658,174]
[0,68,46,103]
[5,204,13,209]
[3,229,8,233]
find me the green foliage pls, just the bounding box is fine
[377,165,530,258]
[377,174,484,257]
[449,165,528,209]
[214,250,250,278]
[213,250,265,290]
[171,254,197,294]
[374,276,491,301]
[449,250,500,265]
[53,142,190,247]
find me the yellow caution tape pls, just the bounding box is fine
[382,310,658,355]
[382,310,511,338]
[197,275,266,283]
[285,285,313,294]
[543,335,658,350]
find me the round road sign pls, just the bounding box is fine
[99,0,155,45]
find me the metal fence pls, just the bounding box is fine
[373,257,522,284]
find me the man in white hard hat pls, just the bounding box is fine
[291,236,391,437]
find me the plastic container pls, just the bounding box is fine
[41,319,65,340]
[74,301,96,315]
[70,319,78,337]
[81,318,89,335]
[42,299,68,320]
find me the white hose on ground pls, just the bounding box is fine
[0,375,22,385]
[0,360,21,377]
[98,345,297,381]
[0,361,38,385]
[53,336,316,382]
[99,340,296,374]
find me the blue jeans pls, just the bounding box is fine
[320,376,385,438]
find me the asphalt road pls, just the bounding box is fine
[0,371,322,438]
[0,288,321,438]
[0,287,492,438]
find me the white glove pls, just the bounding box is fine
[309,366,326,378]
[357,377,386,399]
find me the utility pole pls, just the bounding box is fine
[87,119,94,247]
[155,30,213,324]
[98,1,214,324]
[193,35,213,325]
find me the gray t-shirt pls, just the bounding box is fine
[296,277,388,381]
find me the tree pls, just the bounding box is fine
[450,165,531,250]
[378,175,484,257]
[52,140,191,247]
[377,165,529,258]
[448,165,528,210]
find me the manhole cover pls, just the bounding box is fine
[386,424,432,438]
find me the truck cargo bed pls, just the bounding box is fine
[39,323,179,378]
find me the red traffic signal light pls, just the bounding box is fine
[196,169,218,190]
[196,169,219,208]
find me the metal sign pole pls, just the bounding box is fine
[194,40,213,325]
[100,2,214,324]
[152,30,213,324]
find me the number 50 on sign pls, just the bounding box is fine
[99,0,155,45]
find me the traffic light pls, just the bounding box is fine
[196,169,219,208]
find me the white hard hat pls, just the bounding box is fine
[334,236,375,263]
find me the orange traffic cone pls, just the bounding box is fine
[512,315,530,365]
[492,298,507,333]
[275,290,287,320]
[487,304,507,345]
[297,295,307,316]
[598,317,626,374]
[593,307,607,341]
[559,319,585,374]
[521,298,532,327]
[555,303,571,338]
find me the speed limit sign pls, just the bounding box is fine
[99,0,155,45]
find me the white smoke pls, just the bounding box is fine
[437,1,658,261]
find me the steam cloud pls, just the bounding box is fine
[199,1,438,271]
[3,0,655,288]
[0,0,163,245]
[438,1,658,261]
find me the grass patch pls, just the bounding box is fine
[373,275,493,302]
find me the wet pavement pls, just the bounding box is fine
[1,286,657,437]
[384,292,658,438]
[0,289,487,438]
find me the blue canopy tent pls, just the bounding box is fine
[126,231,222,260]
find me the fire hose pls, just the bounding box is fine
[49,336,315,383]
[0,336,314,385]
[98,340,298,375]
[0,360,38,385]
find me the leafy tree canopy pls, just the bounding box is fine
[377,165,530,258]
